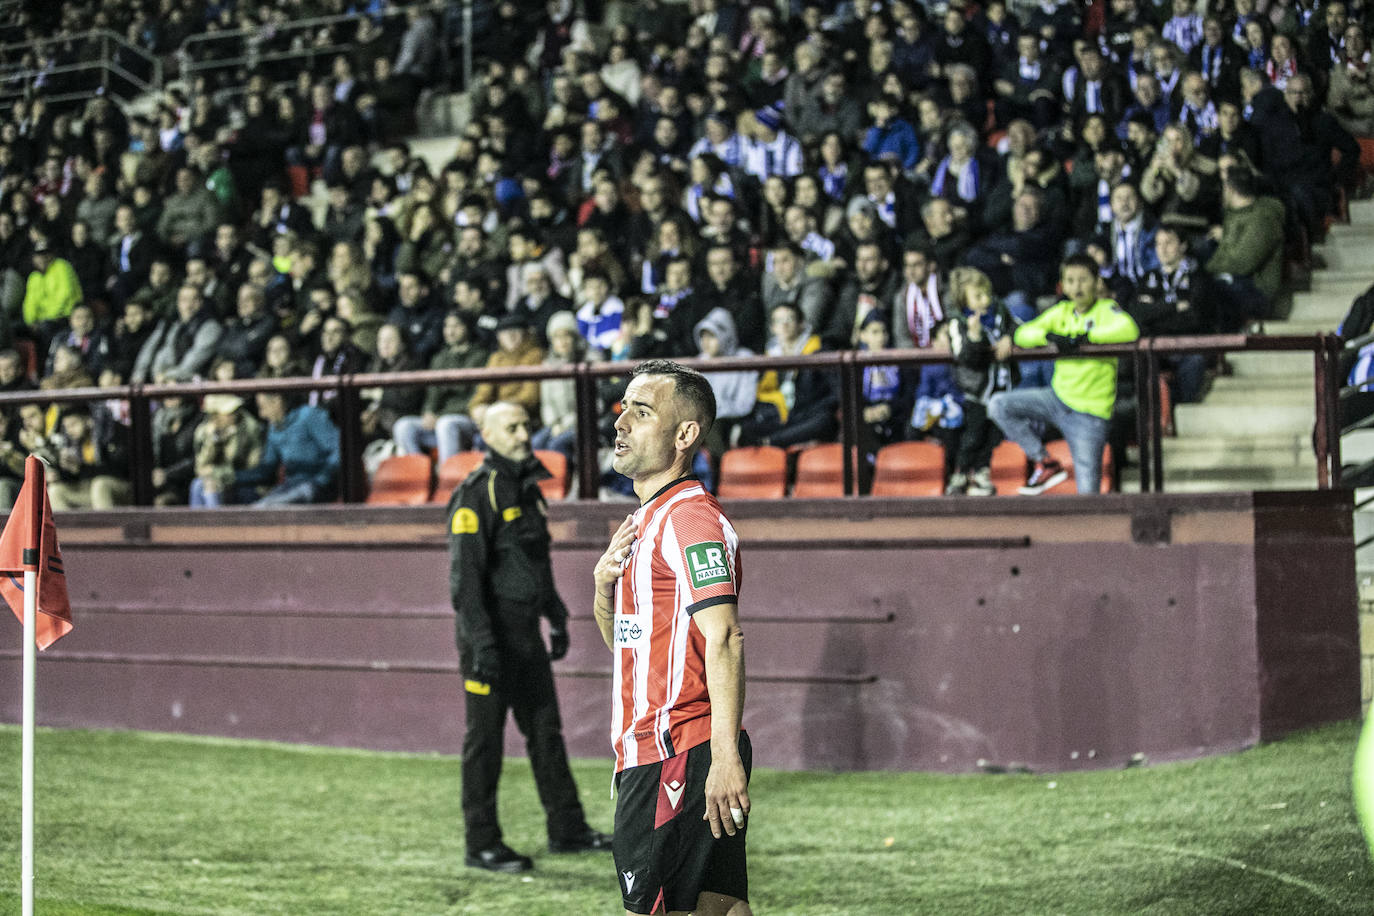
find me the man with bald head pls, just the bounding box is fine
[447,401,611,874]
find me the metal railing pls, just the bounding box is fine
[178,1,460,102]
[0,29,162,111]
[0,333,1342,506]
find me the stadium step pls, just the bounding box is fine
[1224,350,1318,377]
[1287,289,1360,324]
[1263,318,1344,335]
[1159,432,1313,470]
[1121,465,1318,493]
[1314,241,1374,272]
[1203,375,1315,406]
[1347,198,1374,223]
[1173,400,1313,437]
[1308,270,1374,295]
[1354,504,1374,576]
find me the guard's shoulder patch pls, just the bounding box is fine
[452,506,480,535]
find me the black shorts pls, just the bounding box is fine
[613,732,752,915]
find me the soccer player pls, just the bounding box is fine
[592,360,752,916]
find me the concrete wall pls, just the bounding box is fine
[0,491,1359,773]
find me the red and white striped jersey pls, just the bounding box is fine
[612,477,741,773]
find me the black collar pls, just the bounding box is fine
[644,474,699,505]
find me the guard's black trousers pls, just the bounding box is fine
[461,651,589,851]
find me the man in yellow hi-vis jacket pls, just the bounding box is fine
[989,254,1141,494]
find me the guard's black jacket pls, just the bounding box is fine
[447,450,568,681]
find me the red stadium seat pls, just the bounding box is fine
[717,446,787,499]
[13,338,37,382]
[366,454,433,505]
[286,164,310,199]
[430,451,484,504]
[1157,373,1175,437]
[870,441,945,497]
[791,443,845,498]
[535,449,570,500]
[990,440,1029,494]
[1358,136,1374,176]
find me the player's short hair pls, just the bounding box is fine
[631,359,716,444]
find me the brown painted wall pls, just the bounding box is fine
[0,492,1359,773]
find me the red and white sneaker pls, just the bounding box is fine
[1018,458,1068,495]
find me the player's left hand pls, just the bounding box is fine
[703,753,750,839]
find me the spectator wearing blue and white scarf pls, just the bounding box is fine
[929,125,982,205]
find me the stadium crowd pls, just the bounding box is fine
[0,0,1362,506]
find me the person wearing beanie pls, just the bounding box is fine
[742,103,803,181]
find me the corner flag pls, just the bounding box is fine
[0,455,71,648]
[4,455,72,916]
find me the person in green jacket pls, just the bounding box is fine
[1204,165,1286,331]
[989,253,1141,494]
[22,237,82,336]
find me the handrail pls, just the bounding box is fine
[179,7,413,57]
[177,0,461,104]
[178,2,451,69]
[0,28,161,71]
[3,333,1341,505]
[0,29,163,107]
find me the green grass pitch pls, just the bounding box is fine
[1,722,1372,914]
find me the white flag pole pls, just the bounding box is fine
[21,565,36,916]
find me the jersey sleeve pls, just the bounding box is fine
[662,499,740,615]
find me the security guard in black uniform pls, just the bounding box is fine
[448,400,612,873]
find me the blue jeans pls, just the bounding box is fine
[531,426,576,462]
[393,413,478,463]
[189,478,261,507]
[254,478,326,506]
[988,387,1109,494]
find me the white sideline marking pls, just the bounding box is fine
[1114,841,1351,910]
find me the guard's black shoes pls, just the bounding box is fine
[465,843,534,873]
[549,829,614,853]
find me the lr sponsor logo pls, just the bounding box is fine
[662,778,685,810]
[685,542,731,586]
[622,869,636,893]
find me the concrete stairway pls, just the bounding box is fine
[1128,201,1374,495]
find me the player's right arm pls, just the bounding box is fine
[591,514,636,650]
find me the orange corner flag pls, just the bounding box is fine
[0,456,71,649]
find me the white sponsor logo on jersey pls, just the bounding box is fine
[614,614,649,648]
